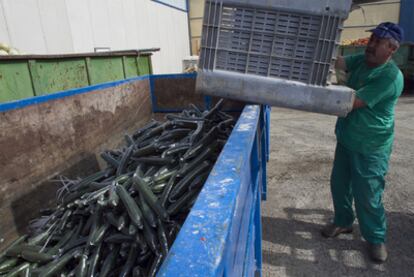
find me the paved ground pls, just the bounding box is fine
[262,96,414,276]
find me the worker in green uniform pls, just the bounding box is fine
[321,22,404,263]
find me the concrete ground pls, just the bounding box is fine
[262,96,414,276]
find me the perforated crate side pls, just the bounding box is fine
[199,0,349,86]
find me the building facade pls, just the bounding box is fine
[0,0,190,73]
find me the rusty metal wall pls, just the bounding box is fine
[0,78,152,247]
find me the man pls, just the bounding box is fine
[321,22,404,263]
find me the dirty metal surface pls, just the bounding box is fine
[0,79,152,248]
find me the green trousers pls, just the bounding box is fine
[330,143,390,244]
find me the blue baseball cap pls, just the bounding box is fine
[367,22,404,43]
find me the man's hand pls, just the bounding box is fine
[353,96,366,110]
[336,56,365,110]
[335,56,347,71]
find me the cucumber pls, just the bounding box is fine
[101,151,120,168]
[0,236,27,262]
[128,223,138,236]
[148,253,164,277]
[167,188,200,216]
[4,262,29,277]
[99,245,119,277]
[59,237,87,256]
[75,253,88,277]
[169,161,210,200]
[116,185,144,229]
[119,243,138,277]
[124,134,135,147]
[132,266,145,277]
[137,194,157,228]
[132,120,159,139]
[151,182,167,194]
[104,234,133,244]
[142,221,158,254]
[188,121,204,144]
[159,171,177,208]
[132,175,169,220]
[132,156,175,166]
[5,243,41,258]
[90,222,109,246]
[21,249,54,263]
[182,126,218,161]
[38,248,82,277]
[0,258,18,273]
[157,219,169,256]
[176,147,213,177]
[117,145,134,176]
[86,243,101,277]
[153,169,177,184]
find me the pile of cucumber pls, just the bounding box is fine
[0,100,235,277]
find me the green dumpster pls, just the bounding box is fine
[0,49,156,103]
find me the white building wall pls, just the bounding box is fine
[38,0,73,53]
[342,0,401,41]
[0,0,190,74]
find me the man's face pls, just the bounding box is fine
[365,34,396,66]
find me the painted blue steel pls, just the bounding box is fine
[151,0,188,12]
[400,0,414,43]
[158,104,266,277]
[254,177,263,272]
[150,72,197,79]
[221,133,258,276]
[0,75,150,113]
[265,106,271,162]
[149,75,158,113]
[205,95,212,110]
[260,107,268,201]
[242,171,261,276]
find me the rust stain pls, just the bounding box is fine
[0,80,152,243]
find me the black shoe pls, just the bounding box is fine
[321,223,353,238]
[367,242,387,263]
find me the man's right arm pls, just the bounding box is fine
[335,55,365,110]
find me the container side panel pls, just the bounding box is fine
[0,79,152,250]
[89,57,125,84]
[0,62,34,102]
[124,57,139,78]
[29,59,89,96]
[138,56,152,75]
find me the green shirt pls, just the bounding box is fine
[335,53,404,154]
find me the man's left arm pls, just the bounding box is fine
[352,76,395,110]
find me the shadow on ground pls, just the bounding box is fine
[262,208,414,276]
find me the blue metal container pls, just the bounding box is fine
[159,102,269,277]
[0,73,270,276]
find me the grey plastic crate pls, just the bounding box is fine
[200,0,352,86]
[197,0,355,116]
